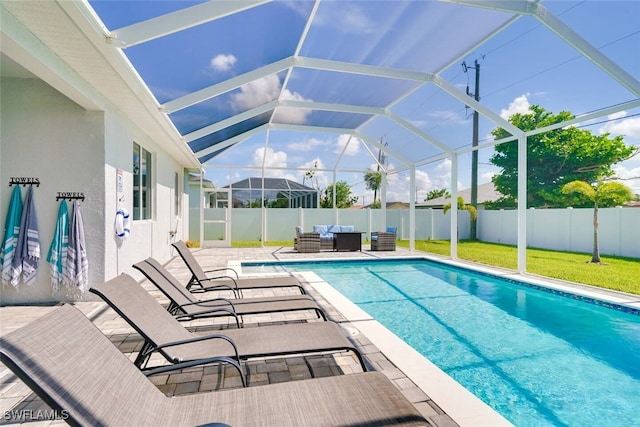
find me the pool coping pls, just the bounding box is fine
[231,253,640,427]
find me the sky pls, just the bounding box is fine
[89,0,640,203]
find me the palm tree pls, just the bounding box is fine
[443,196,478,241]
[561,180,634,263]
[363,170,382,207]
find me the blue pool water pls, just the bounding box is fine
[244,259,640,427]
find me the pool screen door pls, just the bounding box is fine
[201,188,230,248]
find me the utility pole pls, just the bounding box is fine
[463,59,480,240]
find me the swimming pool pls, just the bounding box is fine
[244,258,640,427]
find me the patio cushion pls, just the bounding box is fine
[313,225,330,238]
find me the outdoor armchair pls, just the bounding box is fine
[89,274,367,373]
[133,258,327,326]
[172,240,305,296]
[294,226,321,253]
[0,304,428,426]
[371,226,397,251]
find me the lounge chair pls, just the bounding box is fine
[89,274,367,374]
[133,258,327,327]
[0,304,431,426]
[172,240,305,296]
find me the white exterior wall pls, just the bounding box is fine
[1,76,190,304]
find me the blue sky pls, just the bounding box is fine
[90,0,640,202]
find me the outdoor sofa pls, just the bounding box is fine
[294,225,357,252]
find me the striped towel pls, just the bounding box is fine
[13,186,40,286]
[47,200,69,293]
[65,200,88,293]
[1,186,23,286]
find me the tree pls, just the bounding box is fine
[488,105,636,209]
[364,170,382,208]
[320,181,358,208]
[425,188,450,201]
[561,180,633,263]
[442,196,478,241]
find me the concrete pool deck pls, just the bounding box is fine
[2,245,639,425]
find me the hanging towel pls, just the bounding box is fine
[47,200,69,293]
[1,186,23,286]
[13,186,40,287]
[65,200,88,293]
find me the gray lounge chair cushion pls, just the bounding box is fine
[89,274,366,371]
[0,304,431,426]
[172,241,305,294]
[133,258,326,321]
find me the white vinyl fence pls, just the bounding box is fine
[190,207,639,258]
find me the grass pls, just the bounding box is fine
[232,239,639,295]
[398,240,640,295]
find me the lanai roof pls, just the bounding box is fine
[2,0,639,194]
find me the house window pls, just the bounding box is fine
[174,172,181,216]
[133,142,152,220]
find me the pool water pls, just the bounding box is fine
[248,259,640,427]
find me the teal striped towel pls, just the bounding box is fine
[47,200,69,293]
[1,186,23,286]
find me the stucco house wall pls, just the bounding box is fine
[0,76,190,305]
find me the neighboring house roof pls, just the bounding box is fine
[222,177,316,192]
[417,182,502,208]
[362,201,410,209]
[188,173,215,188]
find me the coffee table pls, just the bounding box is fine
[333,231,364,251]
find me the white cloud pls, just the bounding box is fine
[500,94,532,120]
[210,54,237,72]
[252,146,287,177]
[599,111,640,139]
[230,75,281,111]
[230,74,312,124]
[335,134,361,155]
[288,137,327,152]
[612,151,640,193]
[315,4,376,34]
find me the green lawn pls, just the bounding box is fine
[397,240,640,295]
[234,239,639,295]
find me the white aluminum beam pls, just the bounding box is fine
[184,100,277,142]
[294,56,434,82]
[533,3,640,97]
[434,75,525,137]
[385,111,453,154]
[163,57,293,113]
[355,131,414,166]
[517,135,527,273]
[280,1,321,103]
[279,99,384,116]
[109,0,271,48]
[450,154,459,259]
[195,124,269,158]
